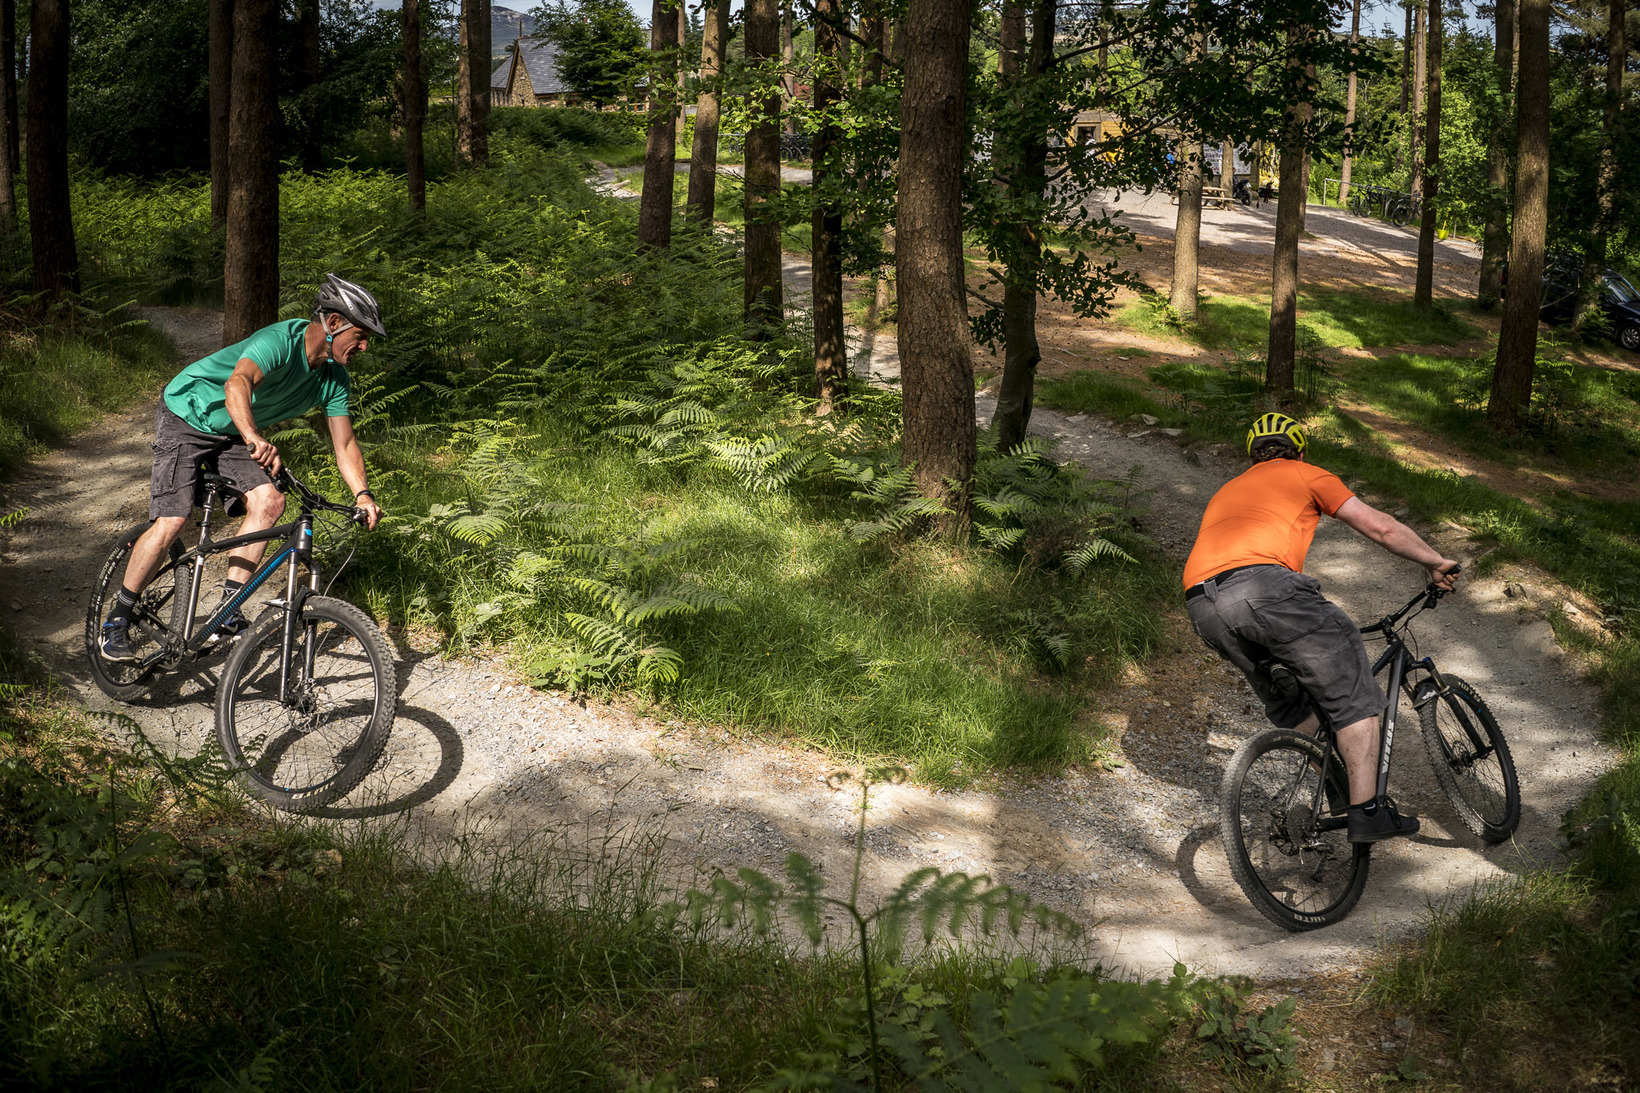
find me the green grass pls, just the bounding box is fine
[1116,287,1481,353]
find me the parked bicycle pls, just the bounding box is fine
[86,468,396,811]
[1347,183,1418,228]
[1219,577,1520,931]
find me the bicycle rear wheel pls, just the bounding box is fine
[85,522,185,701]
[1221,728,1370,931]
[215,596,396,811]
[1419,677,1520,842]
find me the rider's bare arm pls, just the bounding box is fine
[326,415,381,530]
[1333,497,1460,590]
[223,358,282,476]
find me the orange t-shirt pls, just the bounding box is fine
[1182,460,1356,588]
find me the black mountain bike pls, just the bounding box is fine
[1219,579,1521,931]
[86,468,396,811]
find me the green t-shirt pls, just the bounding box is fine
[162,319,351,436]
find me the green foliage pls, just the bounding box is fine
[533,0,650,106]
[1193,982,1299,1075]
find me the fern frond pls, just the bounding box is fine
[1065,537,1136,571]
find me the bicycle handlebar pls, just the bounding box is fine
[273,468,368,522]
[1360,565,1462,636]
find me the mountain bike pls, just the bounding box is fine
[1219,578,1520,931]
[85,468,396,811]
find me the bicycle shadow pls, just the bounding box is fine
[308,702,466,819]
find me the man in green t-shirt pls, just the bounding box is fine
[100,275,388,663]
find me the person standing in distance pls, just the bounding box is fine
[1183,413,1461,843]
[99,275,387,662]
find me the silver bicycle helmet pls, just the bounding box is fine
[313,273,386,337]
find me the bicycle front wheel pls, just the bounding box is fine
[1419,677,1520,842]
[85,522,185,701]
[215,596,397,811]
[1221,728,1370,931]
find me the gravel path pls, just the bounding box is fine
[0,272,1615,984]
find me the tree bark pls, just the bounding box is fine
[209,0,234,226]
[686,0,727,222]
[897,0,974,519]
[1489,0,1549,432]
[812,0,846,412]
[2,0,15,179]
[298,0,322,173]
[1170,133,1203,320]
[675,4,689,148]
[1219,138,1234,198]
[992,0,1051,451]
[403,0,426,212]
[223,0,280,343]
[1413,0,1442,309]
[1573,0,1625,334]
[0,0,17,233]
[781,1,796,134]
[1402,0,1412,115]
[1266,28,1312,399]
[1409,1,1426,198]
[1478,0,1515,306]
[1339,0,1360,205]
[638,0,680,248]
[27,0,77,298]
[457,0,490,166]
[743,0,783,327]
[862,5,884,87]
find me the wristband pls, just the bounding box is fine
[355,489,375,501]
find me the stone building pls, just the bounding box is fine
[491,37,573,108]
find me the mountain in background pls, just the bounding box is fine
[493,5,535,57]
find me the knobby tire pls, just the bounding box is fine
[1221,728,1370,931]
[215,596,396,811]
[85,522,185,701]
[1418,677,1520,842]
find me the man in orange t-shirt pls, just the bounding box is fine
[1184,413,1460,843]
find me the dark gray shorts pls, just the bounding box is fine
[148,405,274,519]
[1185,565,1386,730]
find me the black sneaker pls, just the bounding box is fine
[100,621,137,663]
[1348,796,1420,844]
[206,606,250,644]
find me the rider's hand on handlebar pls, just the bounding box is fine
[245,433,282,477]
[1429,559,1461,592]
[355,496,382,531]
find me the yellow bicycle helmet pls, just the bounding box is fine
[1246,412,1307,457]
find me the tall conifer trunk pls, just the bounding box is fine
[403,0,426,212]
[638,0,679,248]
[1413,0,1442,308]
[223,0,279,343]
[686,0,728,222]
[209,0,233,226]
[1339,0,1361,205]
[1573,0,1625,334]
[811,0,846,411]
[0,0,17,234]
[1489,0,1549,432]
[743,0,783,328]
[27,0,77,298]
[456,0,490,166]
[675,5,689,147]
[897,0,974,520]
[1266,26,1312,398]
[299,0,322,173]
[1409,1,1426,198]
[1478,0,1515,305]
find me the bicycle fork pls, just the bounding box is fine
[275,515,321,707]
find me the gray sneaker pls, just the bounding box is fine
[1347,796,1420,844]
[206,606,250,644]
[100,620,137,663]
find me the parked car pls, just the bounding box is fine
[1502,256,1640,350]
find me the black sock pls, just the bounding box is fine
[107,588,140,625]
[1349,798,1380,814]
[220,579,244,603]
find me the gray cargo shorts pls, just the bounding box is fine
[1185,565,1386,730]
[148,404,274,519]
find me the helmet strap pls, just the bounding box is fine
[322,315,355,364]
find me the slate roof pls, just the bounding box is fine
[515,37,568,97]
[491,57,510,91]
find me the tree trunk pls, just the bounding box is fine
[209,0,234,226]
[675,4,689,148]
[1414,0,1442,309]
[403,0,426,212]
[1170,136,1203,320]
[1573,0,1625,334]
[1402,0,1412,115]
[1339,0,1360,205]
[457,0,490,166]
[223,0,280,343]
[1477,0,1514,307]
[27,0,77,299]
[1299,145,1310,228]
[897,0,974,520]
[1409,1,1426,199]
[685,0,727,222]
[992,0,1051,451]
[638,0,680,248]
[2,0,15,180]
[1489,0,1549,432]
[863,6,884,87]
[1220,138,1234,197]
[1266,29,1312,398]
[743,0,783,327]
[298,0,322,173]
[0,0,17,233]
[812,0,846,412]
[781,1,796,134]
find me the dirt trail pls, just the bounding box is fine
[0,299,1618,984]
